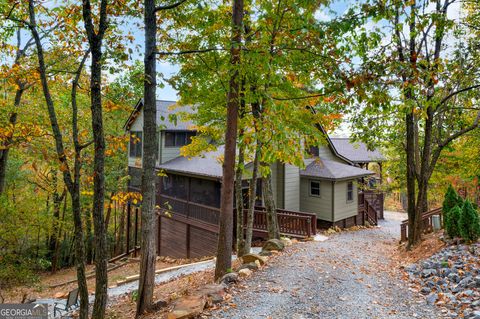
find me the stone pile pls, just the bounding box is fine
[405,242,480,319]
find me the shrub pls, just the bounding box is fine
[459,200,480,243]
[445,205,462,238]
[442,185,463,216]
[0,255,39,289]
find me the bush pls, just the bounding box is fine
[0,255,39,289]
[459,200,480,243]
[442,185,463,215]
[445,205,462,238]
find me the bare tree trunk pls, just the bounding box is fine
[235,133,245,257]
[136,0,158,315]
[215,0,244,281]
[262,171,279,240]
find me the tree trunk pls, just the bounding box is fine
[244,141,260,254]
[116,205,126,256]
[235,134,245,257]
[85,209,93,264]
[406,111,419,248]
[81,1,109,316]
[0,106,20,195]
[28,2,89,317]
[262,171,279,240]
[136,0,158,315]
[215,0,244,281]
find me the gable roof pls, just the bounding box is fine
[329,138,385,163]
[158,147,224,180]
[300,158,375,181]
[124,99,196,131]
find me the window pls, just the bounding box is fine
[129,131,142,158]
[347,181,354,202]
[164,131,196,147]
[310,180,321,197]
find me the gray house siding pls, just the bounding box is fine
[333,180,358,222]
[318,145,345,163]
[299,177,332,221]
[276,163,285,209]
[283,164,300,211]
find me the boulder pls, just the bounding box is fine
[238,268,252,278]
[238,262,258,271]
[281,237,293,247]
[168,295,206,319]
[242,253,267,265]
[198,284,226,305]
[219,272,239,285]
[262,239,285,252]
[259,250,272,257]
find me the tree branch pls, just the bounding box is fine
[436,84,480,108]
[155,0,188,12]
[155,48,226,55]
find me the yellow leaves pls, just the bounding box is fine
[111,191,142,205]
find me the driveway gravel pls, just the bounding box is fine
[210,211,444,319]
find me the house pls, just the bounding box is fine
[124,99,385,258]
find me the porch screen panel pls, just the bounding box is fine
[161,174,188,200]
[190,178,221,207]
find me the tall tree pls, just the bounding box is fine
[81,0,109,317]
[215,0,244,280]
[25,1,90,317]
[136,0,157,314]
[346,0,480,247]
[136,0,188,314]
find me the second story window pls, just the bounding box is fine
[129,131,142,158]
[165,131,196,147]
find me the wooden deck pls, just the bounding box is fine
[156,194,317,258]
[400,207,442,242]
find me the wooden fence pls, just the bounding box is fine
[400,207,442,242]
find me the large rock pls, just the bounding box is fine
[262,239,285,252]
[242,253,267,265]
[238,268,252,278]
[168,295,206,319]
[198,284,226,305]
[238,262,258,271]
[219,272,239,285]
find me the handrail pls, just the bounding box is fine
[400,207,442,242]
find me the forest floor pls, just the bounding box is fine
[1,255,197,303]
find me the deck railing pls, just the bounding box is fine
[246,208,316,238]
[157,195,316,239]
[158,194,220,225]
[400,207,442,242]
[358,192,379,226]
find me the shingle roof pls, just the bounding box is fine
[158,146,224,179]
[329,138,385,163]
[300,158,375,181]
[124,99,196,131]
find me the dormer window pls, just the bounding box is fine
[129,131,143,158]
[165,131,196,147]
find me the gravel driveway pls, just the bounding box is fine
[210,211,444,319]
